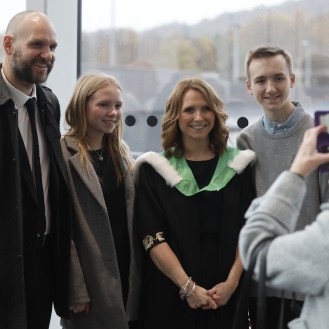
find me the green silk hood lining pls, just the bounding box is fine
[164,147,240,196]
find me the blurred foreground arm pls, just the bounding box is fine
[239,125,329,295]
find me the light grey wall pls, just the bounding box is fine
[26,0,78,132]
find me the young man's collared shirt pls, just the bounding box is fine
[262,102,305,135]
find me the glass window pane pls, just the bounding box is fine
[81,0,329,153]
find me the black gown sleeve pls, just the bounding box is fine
[135,162,169,251]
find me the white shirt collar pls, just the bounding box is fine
[1,68,37,108]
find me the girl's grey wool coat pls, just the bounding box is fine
[60,136,141,329]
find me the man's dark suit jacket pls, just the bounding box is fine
[0,65,72,329]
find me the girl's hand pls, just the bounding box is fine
[70,302,90,314]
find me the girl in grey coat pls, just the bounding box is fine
[60,73,141,329]
[239,125,329,329]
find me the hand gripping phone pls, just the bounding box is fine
[314,111,329,171]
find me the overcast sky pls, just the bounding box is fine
[1,0,287,33]
[82,0,287,31]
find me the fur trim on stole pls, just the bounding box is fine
[134,149,255,187]
[134,152,182,187]
[228,149,255,174]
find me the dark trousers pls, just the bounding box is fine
[249,297,303,329]
[24,236,53,329]
[129,320,141,329]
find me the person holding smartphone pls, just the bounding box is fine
[239,125,329,329]
[314,111,329,166]
[237,44,329,329]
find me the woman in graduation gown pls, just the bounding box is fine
[134,77,255,329]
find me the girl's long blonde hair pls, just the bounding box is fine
[65,72,133,183]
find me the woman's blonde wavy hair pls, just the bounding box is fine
[162,77,229,158]
[64,72,133,183]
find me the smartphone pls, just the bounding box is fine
[314,110,329,171]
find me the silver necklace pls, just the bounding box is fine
[93,148,104,161]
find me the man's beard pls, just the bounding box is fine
[11,50,53,85]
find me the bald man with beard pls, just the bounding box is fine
[0,11,72,329]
